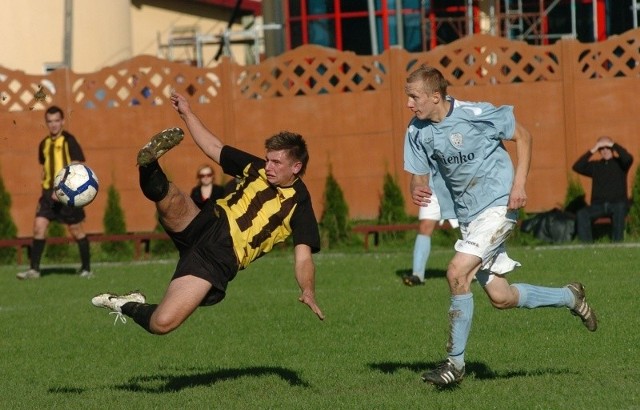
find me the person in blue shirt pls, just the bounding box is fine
[403,65,598,387]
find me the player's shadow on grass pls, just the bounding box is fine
[368,360,573,385]
[395,268,447,281]
[40,267,79,277]
[113,366,310,393]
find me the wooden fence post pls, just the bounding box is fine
[560,37,579,180]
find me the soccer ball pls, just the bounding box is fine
[54,164,99,207]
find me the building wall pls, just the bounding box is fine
[1,1,65,73]
[1,0,132,74]
[0,0,247,74]
[129,0,248,66]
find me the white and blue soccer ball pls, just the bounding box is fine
[54,163,99,207]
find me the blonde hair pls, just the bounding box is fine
[406,65,449,97]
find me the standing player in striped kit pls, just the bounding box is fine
[17,106,92,280]
[403,66,597,387]
[91,91,324,333]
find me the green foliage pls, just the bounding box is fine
[319,170,350,248]
[150,214,176,255]
[101,184,133,257]
[563,173,586,214]
[377,172,410,242]
[378,172,408,224]
[0,171,18,263]
[45,221,70,260]
[626,165,640,238]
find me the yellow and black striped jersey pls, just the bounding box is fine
[38,131,85,189]
[217,145,320,269]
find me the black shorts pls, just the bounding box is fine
[36,189,86,224]
[167,200,239,306]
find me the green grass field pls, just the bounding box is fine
[1,244,639,409]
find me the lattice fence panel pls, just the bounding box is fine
[70,56,223,110]
[574,29,640,79]
[235,45,389,99]
[2,31,640,113]
[0,69,57,112]
[405,34,561,85]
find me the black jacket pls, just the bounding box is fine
[572,143,633,204]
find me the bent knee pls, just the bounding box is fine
[489,299,515,309]
[488,293,519,309]
[149,312,182,335]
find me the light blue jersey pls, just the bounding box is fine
[404,97,516,223]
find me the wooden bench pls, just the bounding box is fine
[0,232,171,264]
[594,216,615,225]
[352,222,454,250]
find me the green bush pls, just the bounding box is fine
[319,170,350,248]
[378,172,410,242]
[564,173,586,214]
[0,171,18,263]
[626,165,640,238]
[101,184,133,258]
[150,214,176,255]
[378,172,408,224]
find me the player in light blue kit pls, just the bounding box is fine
[403,65,597,387]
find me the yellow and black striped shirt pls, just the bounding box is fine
[217,145,320,269]
[38,131,85,189]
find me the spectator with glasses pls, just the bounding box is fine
[190,164,225,209]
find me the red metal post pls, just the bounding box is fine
[540,0,549,45]
[381,0,390,50]
[301,0,308,44]
[429,6,436,49]
[334,0,343,50]
[283,0,291,50]
[596,0,606,41]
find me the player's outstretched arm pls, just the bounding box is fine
[293,244,325,321]
[170,91,223,164]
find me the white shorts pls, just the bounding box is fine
[454,206,520,284]
[418,192,459,228]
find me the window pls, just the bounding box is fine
[284,0,423,54]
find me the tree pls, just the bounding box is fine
[564,173,586,214]
[101,184,132,257]
[319,169,350,248]
[0,170,18,263]
[378,172,407,224]
[626,165,640,238]
[150,213,176,255]
[377,172,410,242]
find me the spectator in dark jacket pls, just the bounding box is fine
[189,164,225,209]
[572,136,633,242]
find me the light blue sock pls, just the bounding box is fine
[447,293,473,370]
[412,234,431,280]
[513,283,574,308]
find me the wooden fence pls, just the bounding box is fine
[1,29,639,236]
